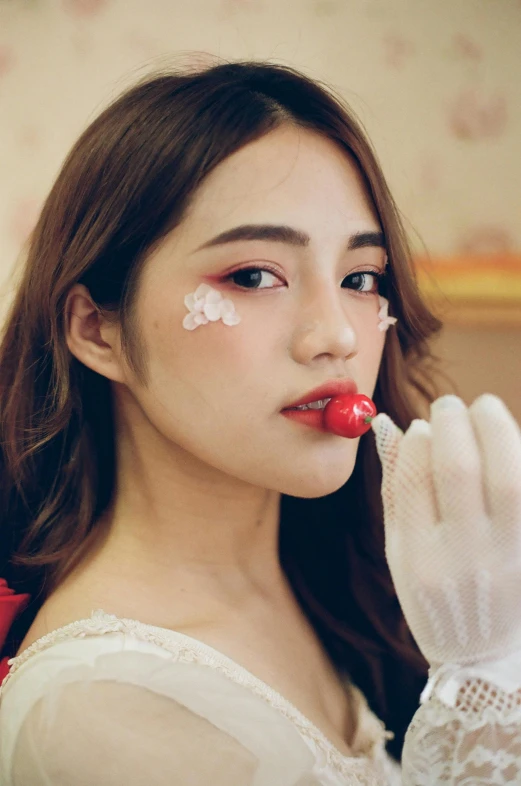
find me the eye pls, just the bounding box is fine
[342,270,384,296]
[225,266,284,290]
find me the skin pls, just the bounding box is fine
[59,124,387,615]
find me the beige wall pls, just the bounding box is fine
[0,0,519,421]
[434,326,521,422]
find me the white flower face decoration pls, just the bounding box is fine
[183,284,241,331]
[182,285,394,334]
[377,295,398,332]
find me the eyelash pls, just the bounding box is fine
[221,265,387,296]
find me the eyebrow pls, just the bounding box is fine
[193,224,386,253]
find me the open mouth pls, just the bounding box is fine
[285,397,332,411]
[281,378,357,431]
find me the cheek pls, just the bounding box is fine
[140,315,294,477]
[151,308,271,414]
[356,319,386,390]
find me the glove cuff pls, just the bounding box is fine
[421,650,521,722]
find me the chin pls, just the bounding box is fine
[276,460,356,499]
[290,479,350,499]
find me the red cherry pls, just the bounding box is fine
[323,394,377,438]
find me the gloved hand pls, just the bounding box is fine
[371,394,521,668]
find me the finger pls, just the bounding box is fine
[371,413,404,523]
[469,394,521,529]
[390,419,439,586]
[371,412,404,474]
[394,418,438,529]
[430,395,486,524]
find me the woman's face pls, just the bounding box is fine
[126,125,388,498]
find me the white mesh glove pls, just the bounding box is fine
[371,393,521,669]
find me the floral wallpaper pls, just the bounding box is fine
[0,0,520,322]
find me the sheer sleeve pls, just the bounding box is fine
[3,647,321,786]
[402,651,521,785]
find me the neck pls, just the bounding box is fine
[88,419,288,604]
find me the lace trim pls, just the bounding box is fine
[425,685,521,732]
[2,610,392,783]
[457,678,521,722]
[421,662,521,729]
[404,694,521,786]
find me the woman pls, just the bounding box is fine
[0,60,520,785]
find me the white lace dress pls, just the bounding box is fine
[0,610,401,786]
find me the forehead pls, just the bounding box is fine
[178,125,379,243]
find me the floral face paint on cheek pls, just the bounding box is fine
[377,295,398,332]
[183,283,241,331]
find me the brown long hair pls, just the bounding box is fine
[0,60,447,758]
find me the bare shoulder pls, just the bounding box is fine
[15,590,101,656]
[15,569,211,657]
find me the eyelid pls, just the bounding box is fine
[347,262,385,274]
[223,260,384,277]
[225,262,283,276]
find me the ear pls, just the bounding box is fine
[64,283,127,384]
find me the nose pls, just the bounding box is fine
[290,283,358,366]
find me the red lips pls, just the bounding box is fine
[283,378,358,410]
